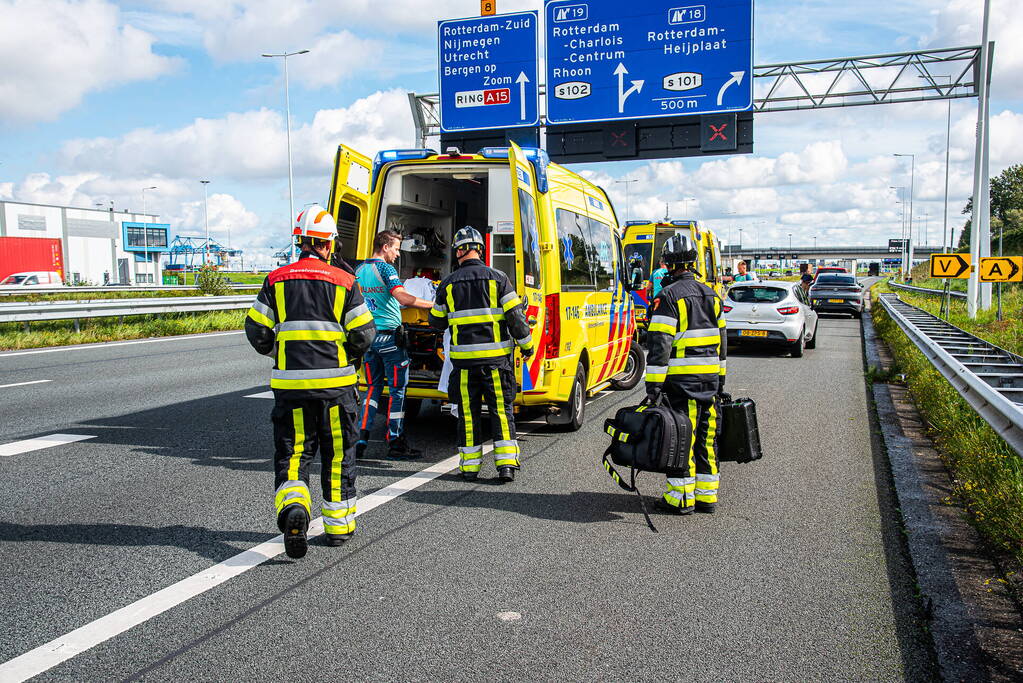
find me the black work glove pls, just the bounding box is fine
[646,386,662,403]
[520,346,534,359]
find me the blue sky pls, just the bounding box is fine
[1,0,1020,267]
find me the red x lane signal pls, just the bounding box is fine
[709,123,728,141]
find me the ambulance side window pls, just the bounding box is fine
[556,208,595,291]
[518,189,542,288]
[585,217,615,291]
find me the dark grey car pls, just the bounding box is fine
[809,274,864,318]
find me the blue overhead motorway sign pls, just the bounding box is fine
[544,0,754,124]
[438,12,540,133]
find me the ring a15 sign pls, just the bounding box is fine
[438,11,540,133]
[544,0,754,125]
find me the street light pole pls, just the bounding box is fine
[200,180,210,269]
[681,196,697,217]
[142,186,157,284]
[614,179,638,223]
[895,154,915,277]
[262,49,310,264]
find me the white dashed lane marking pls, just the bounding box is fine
[0,433,95,458]
[0,380,52,389]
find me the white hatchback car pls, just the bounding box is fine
[723,280,819,357]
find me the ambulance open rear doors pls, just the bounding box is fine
[507,143,547,395]
[326,145,373,263]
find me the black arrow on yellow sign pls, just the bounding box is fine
[930,253,971,279]
[979,256,1023,282]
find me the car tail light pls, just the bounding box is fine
[544,293,560,357]
[722,304,732,313]
[777,306,800,315]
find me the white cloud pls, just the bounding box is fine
[58,89,414,181]
[693,141,848,189]
[0,0,180,124]
[926,0,1023,97]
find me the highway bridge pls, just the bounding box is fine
[725,244,946,261]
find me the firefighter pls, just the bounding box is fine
[645,233,727,515]
[245,205,376,559]
[428,226,533,482]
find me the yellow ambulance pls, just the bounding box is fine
[621,220,725,335]
[327,142,644,430]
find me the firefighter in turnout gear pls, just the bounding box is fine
[245,205,376,558]
[645,233,727,515]
[429,226,534,482]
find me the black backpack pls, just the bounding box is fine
[602,393,692,532]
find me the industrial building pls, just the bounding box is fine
[0,199,167,285]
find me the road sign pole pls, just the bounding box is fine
[968,0,992,317]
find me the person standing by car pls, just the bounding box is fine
[800,263,814,292]
[429,226,534,482]
[733,260,756,282]
[354,230,434,460]
[245,206,376,559]
[645,233,727,515]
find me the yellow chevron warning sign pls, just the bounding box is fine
[978,256,1023,282]
[929,253,971,279]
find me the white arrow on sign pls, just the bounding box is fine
[516,71,529,121]
[614,63,644,113]
[716,71,745,106]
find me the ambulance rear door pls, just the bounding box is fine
[327,144,372,263]
[507,143,546,392]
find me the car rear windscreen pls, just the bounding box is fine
[816,275,856,285]
[727,287,788,303]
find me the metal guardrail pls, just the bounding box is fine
[0,295,253,325]
[888,281,968,299]
[878,293,1023,456]
[0,284,258,296]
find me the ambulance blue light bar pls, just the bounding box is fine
[478,147,550,194]
[624,220,651,227]
[671,220,696,226]
[371,149,437,191]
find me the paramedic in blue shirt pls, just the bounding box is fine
[355,230,433,459]
[650,258,669,299]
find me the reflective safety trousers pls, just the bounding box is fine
[662,394,720,510]
[447,364,520,473]
[272,390,358,537]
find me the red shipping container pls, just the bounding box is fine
[0,236,64,282]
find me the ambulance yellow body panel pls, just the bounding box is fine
[327,144,643,428]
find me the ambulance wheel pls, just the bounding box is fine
[610,342,645,390]
[550,365,586,432]
[403,398,422,420]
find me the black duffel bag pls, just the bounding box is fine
[602,393,692,532]
[717,393,763,464]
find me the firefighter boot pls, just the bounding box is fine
[279,505,309,559]
[497,466,516,482]
[387,435,422,460]
[695,501,717,514]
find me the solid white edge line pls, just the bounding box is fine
[0,441,498,681]
[0,331,244,358]
[0,380,52,389]
[0,434,96,458]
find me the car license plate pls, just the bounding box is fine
[828,298,844,303]
[739,330,768,337]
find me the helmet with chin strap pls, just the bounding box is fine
[452,226,485,259]
[293,205,338,255]
[661,233,699,272]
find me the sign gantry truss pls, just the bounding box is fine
[408,45,983,146]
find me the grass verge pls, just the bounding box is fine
[1,289,258,303]
[872,285,1023,563]
[0,310,246,351]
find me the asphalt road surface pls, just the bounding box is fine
[0,307,938,681]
